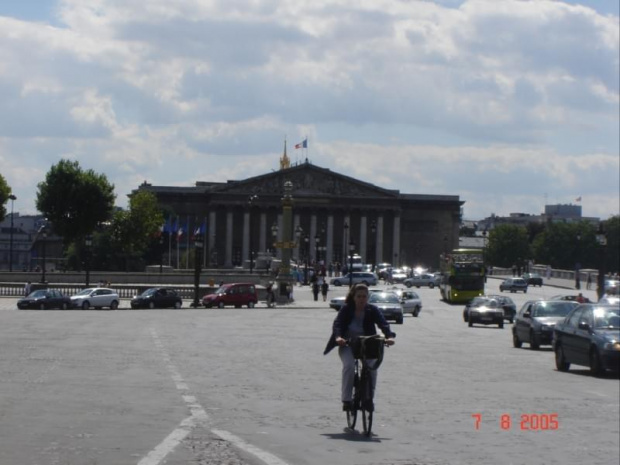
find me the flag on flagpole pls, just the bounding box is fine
[294,138,307,149]
[575,196,582,202]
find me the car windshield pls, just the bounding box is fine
[472,298,494,307]
[532,302,575,317]
[369,293,400,304]
[593,307,620,328]
[29,290,47,298]
[142,288,158,296]
[75,289,94,296]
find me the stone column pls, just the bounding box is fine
[393,215,401,267]
[208,210,216,266]
[310,213,317,262]
[360,215,367,263]
[293,214,301,261]
[259,211,267,253]
[326,214,334,266]
[242,211,250,267]
[225,211,233,268]
[376,215,384,264]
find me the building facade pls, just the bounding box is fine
[136,161,463,271]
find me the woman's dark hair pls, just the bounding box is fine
[345,283,369,307]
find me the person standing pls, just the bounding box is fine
[321,280,329,302]
[312,276,320,301]
[586,273,592,290]
[24,281,32,296]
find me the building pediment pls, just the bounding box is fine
[214,163,399,199]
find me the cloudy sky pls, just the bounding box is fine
[1,0,618,221]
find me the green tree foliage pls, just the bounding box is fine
[36,159,116,244]
[531,221,601,270]
[485,224,531,268]
[602,216,619,273]
[109,190,164,270]
[0,173,11,222]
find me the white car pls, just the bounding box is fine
[390,288,423,316]
[330,272,378,287]
[70,288,120,310]
[404,273,440,289]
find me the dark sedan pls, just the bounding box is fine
[130,288,182,309]
[522,273,543,286]
[464,297,504,328]
[17,289,72,310]
[553,304,620,376]
[512,300,578,350]
[485,294,517,323]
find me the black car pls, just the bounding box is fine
[553,303,620,376]
[17,289,72,310]
[130,288,182,309]
[485,294,517,323]
[512,300,578,350]
[464,297,504,328]
[522,273,543,286]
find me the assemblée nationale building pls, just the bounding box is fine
[135,150,463,271]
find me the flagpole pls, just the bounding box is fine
[177,216,180,269]
[185,215,190,269]
[168,218,172,267]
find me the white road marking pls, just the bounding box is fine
[140,328,290,465]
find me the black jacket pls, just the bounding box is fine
[323,303,395,355]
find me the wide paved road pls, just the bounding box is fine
[0,281,617,465]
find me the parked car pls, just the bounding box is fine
[522,272,543,286]
[369,291,404,324]
[512,300,578,350]
[390,288,422,316]
[551,294,592,304]
[330,272,378,287]
[17,289,72,310]
[70,288,120,310]
[404,273,440,289]
[202,283,258,308]
[499,278,528,293]
[483,294,517,323]
[553,303,620,376]
[464,297,504,328]
[389,268,408,283]
[130,288,182,309]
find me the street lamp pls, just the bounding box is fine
[191,235,204,308]
[348,239,355,288]
[315,234,321,263]
[370,220,376,272]
[159,233,164,274]
[8,194,16,272]
[575,233,581,290]
[85,235,93,287]
[343,221,349,272]
[271,222,279,258]
[596,224,607,301]
[39,225,48,283]
[248,195,258,274]
[304,234,310,285]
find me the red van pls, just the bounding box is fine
[202,283,258,308]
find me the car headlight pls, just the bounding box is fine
[603,342,620,351]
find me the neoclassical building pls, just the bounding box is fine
[136,157,463,270]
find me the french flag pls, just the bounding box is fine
[294,138,307,149]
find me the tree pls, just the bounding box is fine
[602,216,619,273]
[109,190,164,270]
[485,224,531,268]
[532,221,599,270]
[36,159,116,244]
[0,173,11,222]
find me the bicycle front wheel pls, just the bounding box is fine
[362,408,373,436]
[346,406,357,429]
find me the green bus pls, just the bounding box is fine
[439,248,485,304]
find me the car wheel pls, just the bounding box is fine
[174,301,181,309]
[590,349,604,377]
[82,301,90,310]
[248,301,255,308]
[218,301,225,308]
[148,302,155,309]
[396,317,404,324]
[468,319,473,327]
[498,321,504,329]
[509,318,514,324]
[429,283,434,289]
[39,303,46,310]
[334,281,341,286]
[110,301,118,310]
[405,282,412,288]
[530,330,540,350]
[524,289,527,294]
[61,302,68,310]
[414,307,421,317]
[512,332,522,348]
[463,313,468,322]
[555,345,570,372]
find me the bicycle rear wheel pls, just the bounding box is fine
[346,373,359,429]
[360,370,374,436]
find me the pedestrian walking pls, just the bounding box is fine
[586,273,592,290]
[24,281,32,296]
[312,276,320,301]
[321,280,329,302]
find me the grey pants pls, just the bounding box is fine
[339,345,377,402]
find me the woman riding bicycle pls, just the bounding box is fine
[323,283,395,411]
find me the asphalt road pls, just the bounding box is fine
[0,281,617,465]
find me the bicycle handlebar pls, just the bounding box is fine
[346,335,388,371]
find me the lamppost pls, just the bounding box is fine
[271,222,279,258]
[482,230,488,282]
[575,233,581,290]
[315,234,321,264]
[348,239,355,288]
[8,194,16,272]
[191,235,203,308]
[343,222,349,273]
[596,224,607,301]
[370,220,376,272]
[39,225,47,283]
[248,194,258,274]
[159,234,164,274]
[85,235,93,287]
[304,234,310,285]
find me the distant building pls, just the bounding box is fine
[475,204,599,232]
[0,214,59,272]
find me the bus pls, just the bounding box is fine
[439,248,485,304]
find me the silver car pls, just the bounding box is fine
[404,273,440,289]
[369,291,404,324]
[70,288,120,310]
[389,288,423,316]
[330,272,378,287]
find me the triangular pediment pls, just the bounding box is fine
[214,163,399,198]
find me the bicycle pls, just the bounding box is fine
[346,335,386,436]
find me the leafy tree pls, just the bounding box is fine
[0,173,11,222]
[531,221,599,270]
[602,216,619,273]
[109,190,164,270]
[36,159,116,244]
[485,224,531,268]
